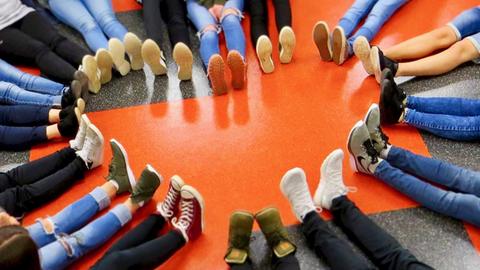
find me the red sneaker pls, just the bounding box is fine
[157,175,185,220]
[172,185,205,242]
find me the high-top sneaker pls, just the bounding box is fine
[353,36,374,75]
[224,211,254,264]
[76,123,104,169]
[124,32,144,70]
[172,185,205,242]
[107,139,136,194]
[312,21,332,62]
[332,26,348,65]
[157,175,185,220]
[370,46,398,83]
[256,35,274,73]
[227,50,246,89]
[108,38,131,76]
[280,168,316,222]
[130,164,162,205]
[95,49,114,84]
[70,114,91,150]
[380,79,406,125]
[208,54,227,95]
[346,121,381,175]
[279,26,296,64]
[255,207,296,258]
[173,42,193,81]
[141,39,167,76]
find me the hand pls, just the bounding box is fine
[209,4,224,20]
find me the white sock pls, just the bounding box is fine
[380,145,392,159]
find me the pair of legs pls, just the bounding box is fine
[0,12,89,82]
[0,81,62,107]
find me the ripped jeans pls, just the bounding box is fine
[27,187,132,270]
[186,0,246,67]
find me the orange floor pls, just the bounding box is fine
[22,0,480,269]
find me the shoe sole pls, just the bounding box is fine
[256,35,274,74]
[313,21,332,62]
[124,33,144,70]
[73,71,90,103]
[108,38,131,76]
[208,55,227,95]
[182,185,205,232]
[370,47,381,84]
[227,51,245,89]
[353,36,373,75]
[332,27,346,65]
[346,120,364,173]
[81,56,100,94]
[81,114,91,127]
[363,103,379,126]
[76,98,85,114]
[95,49,113,84]
[173,42,193,81]
[279,26,296,64]
[170,175,185,191]
[110,139,137,191]
[70,80,82,100]
[141,39,167,76]
[88,123,105,168]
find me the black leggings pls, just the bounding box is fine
[246,0,292,45]
[0,147,86,218]
[229,253,300,270]
[0,12,89,82]
[142,0,190,48]
[303,196,433,270]
[92,214,186,270]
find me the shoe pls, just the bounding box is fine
[224,211,254,264]
[70,114,91,150]
[227,50,246,89]
[76,123,104,169]
[124,32,144,70]
[370,46,398,83]
[157,175,185,220]
[314,149,354,210]
[332,26,348,65]
[141,39,167,76]
[80,55,101,93]
[256,35,274,74]
[107,139,136,195]
[95,49,114,84]
[381,67,395,83]
[208,54,227,95]
[364,104,390,154]
[60,98,85,120]
[173,42,193,81]
[255,207,296,258]
[313,21,332,61]
[280,168,316,222]
[172,185,205,242]
[58,107,81,137]
[346,121,380,175]
[61,80,82,108]
[380,79,406,125]
[130,164,162,205]
[108,38,131,76]
[279,26,296,64]
[73,70,90,102]
[353,36,374,74]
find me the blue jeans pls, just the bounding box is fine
[0,59,65,96]
[448,6,480,55]
[186,0,246,67]
[338,0,408,55]
[374,146,480,227]
[48,0,129,52]
[404,96,480,141]
[0,81,61,107]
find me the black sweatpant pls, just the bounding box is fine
[246,0,292,45]
[92,214,186,270]
[0,147,86,218]
[229,253,300,270]
[142,0,190,49]
[0,12,90,82]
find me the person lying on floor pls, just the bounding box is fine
[348,103,480,228]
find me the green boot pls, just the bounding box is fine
[107,139,136,194]
[225,211,254,264]
[130,164,162,205]
[255,207,296,258]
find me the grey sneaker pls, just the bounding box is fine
[130,164,162,205]
[346,121,380,175]
[107,139,136,194]
[364,104,390,154]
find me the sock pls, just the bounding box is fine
[109,180,119,191]
[380,145,392,159]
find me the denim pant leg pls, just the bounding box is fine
[448,6,480,40]
[374,160,480,227]
[338,0,378,37]
[27,187,111,248]
[82,0,129,40]
[39,204,132,270]
[407,96,480,116]
[0,81,61,107]
[0,125,47,151]
[221,0,246,59]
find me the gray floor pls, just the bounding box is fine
[1,9,480,270]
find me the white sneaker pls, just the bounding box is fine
[70,114,91,150]
[280,168,316,222]
[124,32,144,70]
[76,123,104,169]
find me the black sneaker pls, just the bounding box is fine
[382,68,406,101]
[61,80,82,108]
[58,107,81,137]
[371,46,398,83]
[379,79,405,125]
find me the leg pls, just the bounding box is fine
[374,160,480,227]
[0,105,50,128]
[0,81,61,107]
[407,95,480,116]
[338,0,378,37]
[221,0,247,58]
[272,0,292,32]
[82,0,129,40]
[142,0,164,46]
[331,196,433,270]
[0,125,48,151]
[164,0,191,47]
[230,260,254,270]
[271,253,301,270]
[247,0,269,46]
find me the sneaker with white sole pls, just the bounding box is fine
[130,164,162,205]
[80,55,100,93]
[256,35,274,74]
[141,39,167,76]
[76,123,104,170]
[353,36,373,75]
[332,26,348,65]
[70,114,91,150]
[108,139,136,195]
[108,38,131,76]
[280,168,316,222]
[364,104,390,154]
[279,26,296,64]
[95,49,114,84]
[346,121,380,175]
[172,185,205,242]
[313,21,332,62]
[124,32,144,70]
[173,42,193,81]
[157,175,185,220]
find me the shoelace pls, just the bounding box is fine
[82,136,94,163]
[172,199,194,231]
[362,140,379,164]
[160,187,179,217]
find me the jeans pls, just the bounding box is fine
[338,0,408,55]
[0,58,65,96]
[246,0,292,45]
[404,96,480,141]
[375,146,480,227]
[0,81,61,107]
[48,0,129,52]
[448,6,480,54]
[186,0,246,67]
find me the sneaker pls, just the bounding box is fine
[76,123,104,169]
[256,35,274,74]
[208,54,227,95]
[380,79,406,125]
[107,139,136,194]
[141,39,167,76]
[370,46,398,83]
[95,49,114,84]
[312,21,332,61]
[173,42,193,81]
[80,55,100,93]
[346,121,380,175]
[332,26,348,65]
[157,175,185,220]
[73,70,90,102]
[364,104,390,154]
[280,168,316,222]
[314,149,355,210]
[108,38,131,76]
[124,32,144,70]
[60,98,85,120]
[70,114,91,150]
[61,80,82,108]
[279,26,296,64]
[172,185,205,242]
[227,50,246,89]
[131,164,162,205]
[224,211,254,264]
[353,36,373,74]
[58,107,81,137]
[255,207,296,258]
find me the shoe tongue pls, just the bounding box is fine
[273,240,296,258]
